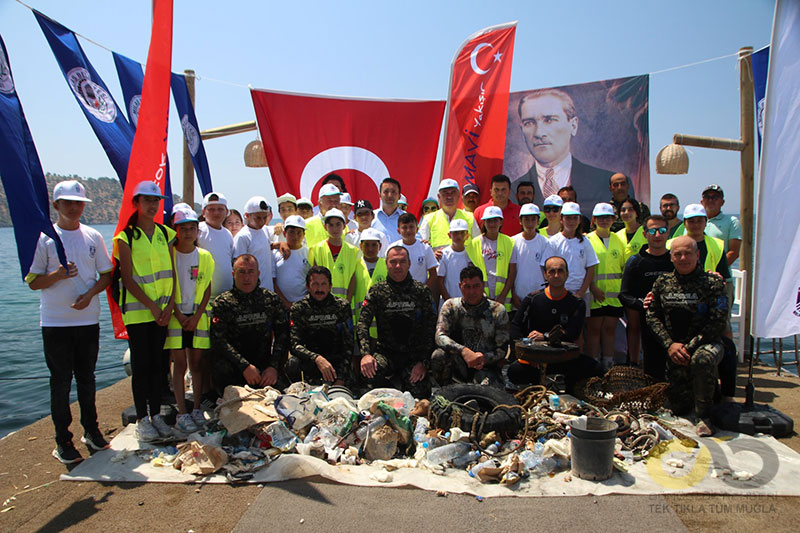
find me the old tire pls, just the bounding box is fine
[430,384,523,436]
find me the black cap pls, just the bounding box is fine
[702,184,724,197]
[354,199,373,213]
[462,183,480,196]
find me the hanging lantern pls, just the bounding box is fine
[655,143,689,174]
[244,139,268,168]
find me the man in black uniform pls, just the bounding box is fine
[357,246,435,398]
[620,215,674,380]
[507,256,601,392]
[210,254,288,393]
[286,266,354,386]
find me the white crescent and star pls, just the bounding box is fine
[469,43,503,75]
[299,146,388,200]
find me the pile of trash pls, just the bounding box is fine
[144,381,694,486]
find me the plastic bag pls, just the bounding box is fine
[357,388,415,416]
[174,441,228,475]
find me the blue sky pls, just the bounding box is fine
[1,0,775,214]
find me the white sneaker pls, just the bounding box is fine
[176,413,199,433]
[135,417,160,442]
[191,408,207,428]
[151,414,173,438]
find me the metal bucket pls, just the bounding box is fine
[568,417,618,481]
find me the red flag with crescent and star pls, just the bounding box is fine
[251,89,445,212]
[440,22,517,204]
[109,0,174,339]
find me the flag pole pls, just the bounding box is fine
[182,69,196,204]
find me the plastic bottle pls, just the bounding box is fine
[484,441,501,456]
[263,421,299,451]
[549,394,560,411]
[303,426,320,444]
[355,416,387,442]
[468,459,497,478]
[519,450,541,471]
[425,441,472,465]
[648,421,675,441]
[414,417,436,449]
[452,449,480,468]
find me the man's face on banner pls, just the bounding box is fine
[520,95,578,167]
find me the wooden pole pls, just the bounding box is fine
[738,47,755,352]
[200,121,257,140]
[182,69,196,205]
[672,134,744,152]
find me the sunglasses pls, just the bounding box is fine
[543,206,561,213]
[422,205,438,213]
[646,227,668,235]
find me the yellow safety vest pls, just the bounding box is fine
[466,233,514,311]
[304,215,328,248]
[587,231,626,309]
[164,248,215,350]
[424,209,475,248]
[616,226,648,261]
[309,240,360,300]
[353,257,387,339]
[113,224,176,325]
[667,234,724,272]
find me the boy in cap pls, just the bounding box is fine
[339,192,358,231]
[353,228,388,339]
[305,183,341,247]
[512,203,554,309]
[233,196,277,291]
[346,199,390,256]
[27,180,114,463]
[436,218,472,305]
[274,215,310,309]
[198,192,234,297]
[296,198,314,219]
[308,208,360,304]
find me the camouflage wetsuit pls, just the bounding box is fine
[210,286,288,394]
[286,293,354,386]
[357,274,435,398]
[431,297,509,388]
[646,266,727,418]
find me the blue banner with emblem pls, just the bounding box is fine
[35,11,134,187]
[0,33,68,279]
[171,73,213,197]
[112,52,174,215]
[751,46,769,159]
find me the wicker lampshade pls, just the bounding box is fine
[655,143,689,175]
[244,139,268,168]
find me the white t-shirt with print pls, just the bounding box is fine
[512,232,554,299]
[274,247,310,303]
[548,233,599,293]
[233,224,276,290]
[390,239,438,284]
[198,222,233,298]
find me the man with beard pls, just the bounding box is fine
[660,193,684,239]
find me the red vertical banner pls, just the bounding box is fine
[440,22,516,204]
[110,0,174,339]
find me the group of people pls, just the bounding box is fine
[28,170,741,463]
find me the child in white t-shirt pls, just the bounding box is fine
[233,196,277,290]
[512,203,553,309]
[27,180,113,464]
[197,192,233,298]
[391,212,438,293]
[274,215,310,309]
[437,218,471,305]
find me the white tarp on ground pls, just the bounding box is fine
[62,420,800,498]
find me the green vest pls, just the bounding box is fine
[353,257,387,338]
[616,226,648,261]
[466,234,514,311]
[425,209,475,249]
[309,240,360,300]
[113,224,175,325]
[164,248,215,349]
[304,215,328,248]
[667,234,724,272]
[587,231,626,309]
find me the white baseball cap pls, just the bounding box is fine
[243,196,271,214]
[561,202,581,216]
[296,197,313,208]
[449,219,469,232]
[53,180,92,202]
[172,202,192,214]
[324,208,346,223]
[276,193,297,206]
[202,192,228,209]
[283,214,306,230]
[132,181,166,198]
[543,194,564,207]
[340,192,353,205]
[684,203,708,219]
[438,179,459,191]
[173,208,199,224]
[520,203,541,217]
[318,183,341,200]
[360,228,384,242]
[399,194,408,206]
[592,203,615,217]
[482,205,504,220]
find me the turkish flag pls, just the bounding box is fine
[441,22,516,205]
[109,0,173,339]
[251,90,445,212]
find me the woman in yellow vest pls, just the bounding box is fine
[114,181,176,442]
[466,206,516,311]
[617,197,648,261]
[164,208,214,434]
[586,203,627,370]
[308,209,359,304]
